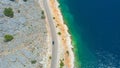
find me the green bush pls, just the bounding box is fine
[4,34,14,42]
[31,60,37,64]
[53,17,55,19]
[49,56,52,59]
[58,32,61,35]
[4,8,14,18]
[18,10,20,13]
[41,10,44,15]
[10,0,15,1]
[66,50,69,55]
[60,60,64,68]
[23,0,27,2]
[41,10,45,19]
[41,15,45,19]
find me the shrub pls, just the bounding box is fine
[41,10,45,19]
[53,17,55,19]
[31,60,37,64]
[66,50,69,55]
[49,56,52,59]
[23,0,27,2]
[18,10,20,13]
[41,15,45,19]
[4,34,14,42]
[10,0,15,1]
[41,10,44,15]
[60,60,64,68]
[4,8,14,18]
[58,32,61,35]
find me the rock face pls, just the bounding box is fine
[0,0,50,68]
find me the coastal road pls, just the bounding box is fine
[43,0,59,68]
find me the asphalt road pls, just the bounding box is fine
[43,0,59,68]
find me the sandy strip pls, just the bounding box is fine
[48,0,74,68]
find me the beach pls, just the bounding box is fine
[47,0,74,68]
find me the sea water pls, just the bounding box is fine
[58,0,120,68]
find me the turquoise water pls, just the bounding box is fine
[58,0,120,68]
[58,0,97,67]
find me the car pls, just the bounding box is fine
[52,41,54,45]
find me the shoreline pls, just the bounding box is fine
[48,0,74,68]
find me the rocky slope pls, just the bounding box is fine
[0,0,51,68]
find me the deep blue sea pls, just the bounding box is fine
[58,0,120,68]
